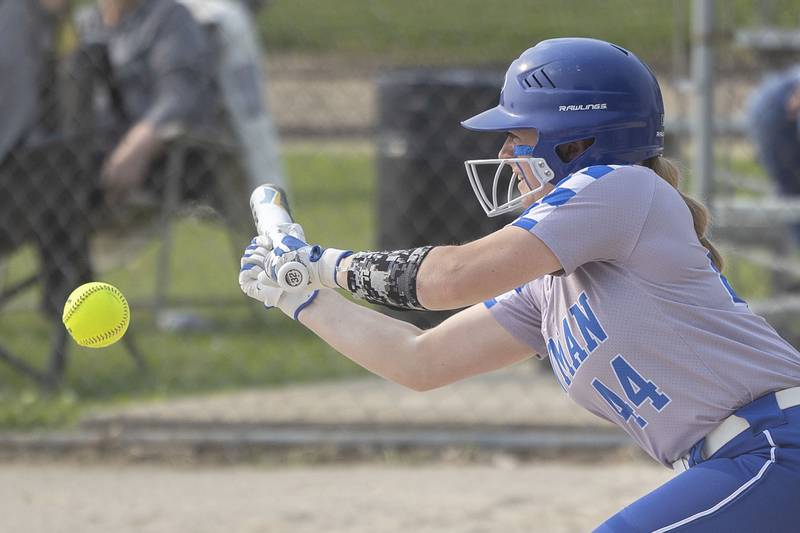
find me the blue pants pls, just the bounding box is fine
[595,392,800,532]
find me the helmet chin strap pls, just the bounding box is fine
[512,142,563,185]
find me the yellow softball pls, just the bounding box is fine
[62,282,130,348]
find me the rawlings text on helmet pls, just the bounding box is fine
[558,103,608,111]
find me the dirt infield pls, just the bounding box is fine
[82,366,612,429]
[0,459,673,533]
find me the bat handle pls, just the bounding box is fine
[276,261,310,292]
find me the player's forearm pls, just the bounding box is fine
[298,289,443,391]
[417,228,562,308]
[416,245,490,309]
[333,227,561,311]
[332,245,491,311]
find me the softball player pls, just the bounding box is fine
[240,38,800,532]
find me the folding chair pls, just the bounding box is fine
[148,127,254,318]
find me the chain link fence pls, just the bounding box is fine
[1,0,799,430]
[694,0,800,342]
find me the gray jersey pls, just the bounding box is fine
[487,164,800,466]
[77,0,216,130]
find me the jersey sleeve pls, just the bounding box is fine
[485,281,547,359]
[512,165,655,275]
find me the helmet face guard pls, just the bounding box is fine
[461,38,665,216]
[464,156,554,217]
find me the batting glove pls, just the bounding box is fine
[258,234,352,290]
[239,238,318,320]
[261,222,307,250]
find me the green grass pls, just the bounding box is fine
[258,0,800,67]
[0,144,375,428]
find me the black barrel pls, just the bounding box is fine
[376,69,515,327]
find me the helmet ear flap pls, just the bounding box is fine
[555,137,595,164]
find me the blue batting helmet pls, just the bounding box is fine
[462,37,664,187]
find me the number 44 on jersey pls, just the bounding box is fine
[592,355,671,428]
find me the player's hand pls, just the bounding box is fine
[260,234,351,290]
[239,238,319,320]
[240,238,274,299]
[261,222,307,250]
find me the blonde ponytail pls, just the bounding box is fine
[643,156,724,271]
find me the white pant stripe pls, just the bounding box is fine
[652,430,776,533]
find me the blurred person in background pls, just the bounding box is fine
[0,0,93,317]
[72,0,220,205]
[178,0,288,191]
[747,66,800,244]
[0,0,64,161]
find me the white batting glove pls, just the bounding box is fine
[239,238,319,320]
[261,222,307,250]
[240,238,273,300]
[258,234,352,290]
